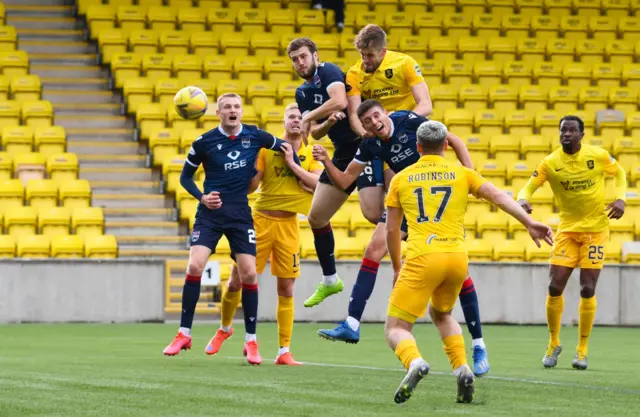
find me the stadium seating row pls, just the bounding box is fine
[0,50,29,78]
[0,75,44,102]
[0,206,102,236]
[0,179,92,212]
[0,154,79,184]
[0,234,118,258]
[0,126,65,156]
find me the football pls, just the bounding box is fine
[174,86,208,120]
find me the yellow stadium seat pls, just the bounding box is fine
[575,39,604,66]
[72,207,104,237]
[533,62,563,89]
[136,103,167,141]
[561,16,588,40]
[0,76,8,101]
[477,157,507,186]
[5,206,37,237]
[459,85,487,112]
[427,0,455,14]
[493,239,525,262]
[159,31,189,56]
[502,14,530,40]
[215,79,248,102]
[627,112,640,138]
[0,234,15,258]
[38,207,71,236]
[264,57,293,84]
[233,56,263,83]
[265,9,295,36]
[59,179,91,210]
[486,0,515,16]
[529,16,558,42]
[517,39,545,65]
[177,8,206,33]
[466,238,493,261]
[548,86,579,114]
[98,29,128,64]
[50,235,84,258]
[248,81,277,114]
[475,110,503,136]
[535,111,562,136]
[429,37,457,63]
[149,128,179,167]
[464,210,478,239]
[0,50,29,79]
[354,11,383,33]
[444,60,473,86]
[401,0,427,13]
[123,77,154,114]
[276,81,298,104]
[519,85,548,113]
[613,137,640,167]
[414,13,443,38]
[153,77,182,108]
[116,5,146,34]
[443,13,471,40]
[490,134,520,162]
[86,5,116,40]
[543,0,572,16]
[173,55,202,80]
[163,153,187,194]
[85,234,118,258]
[473,61,501,90]
[203,55,232,81]
[338,33,358,61]
[587,16,617,42]
[603,0,631,18]
[10,75,41,102]
[385,13,412,37]
[562,63,590,89]
[0,152,12,180]
[609,87,637,114]
[604,240,622,264]
[237,9,266,35]
[606,40,634,66]
[256,0,283,10]
[261,106,286,134]
[524,239,552,262]
[623,63,640,90]
[297,10,325,35]
[22,101,53,128]
[0,25,16,52]
[471,14,500,38]
[147,6,176,32]
[373,0,402,13]
[14,152,46,184]
[335,237,366,260]
[46,153,77,186]
[399,36,428,61]
[128,30,158,55]
[417,60,441,87]
[220,33,250,59]
[458,37,486,62]
[573,110,596,135]
[17,235,50,258]
[208,8,237,34]
[485,37,514,64]
[431,85,457,111]
[507,160,536,190]
[0,179,24,214]
[189,32,219,57]
[579,86,608,113]
[167,106,197,133]
[547,39,576,65]
[26,179,58,209]
[619,17,640,43]
[444,109,474,137]
[111,53,142,89]
[573,0,602,17]
[247,34,279,60]
[585,135,614,151]
[609,215,635,246]
[2,126,33,155]
[630,164,640,186]
[487,84,517,114]
[462,134,490,161]
[504,110,534,136]
[592,63,622,89]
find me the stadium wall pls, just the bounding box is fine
[0,259,165,323]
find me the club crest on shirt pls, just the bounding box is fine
[587,160,594,169]
[242,137,251,148]
[313,73,321,88]
[192,231,200,242]
[385,69,393,79]
[532,170,538,177]
[299,155,306,162]
[398,132,408,143]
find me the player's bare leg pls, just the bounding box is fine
[358,185,384,224]
[543,265,573,368]
[429,306,475,404]
[304,183,348,307]
[384,316,430,404]
[205,266,240,356]
[164,245,211,356]
[236,253,262,365]
[275,277,301,366]
[573,268,600,370]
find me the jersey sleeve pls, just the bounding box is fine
[402,55,425,88]
[255,129,279,150]
[385,174,402,208]
[256,148,267,172]
[353,141,374,165]
[516,159,549,201]
[321,63,346,92]
[345,66,361,97]
[295,88,309,114]
[185,137,204,167]
[601,149,620,176]
[464,167,489,197]
[404,112,429,130]
[601,150,628,200]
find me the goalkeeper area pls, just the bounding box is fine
[2,323,639,416]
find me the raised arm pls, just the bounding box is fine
[281,142,321,190]
[302,82,348,124]
[311,145,366,191]
[403,56,432,117]
[445,131,473,169]
[309,111,346,140]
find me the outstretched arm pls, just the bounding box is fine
[302,83,348,124]
[445,131,473,169]
[312,145,365,191]
[516,161,548,213]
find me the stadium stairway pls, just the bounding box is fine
[5,0,189,259]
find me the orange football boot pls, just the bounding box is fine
[163,332,192,356]
[205,328,234,355]
[243,341,262,365]
[275,352,302,366]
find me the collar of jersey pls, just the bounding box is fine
[362,52,391,77]
[379,119,395,141]
[304,68,319,85]
[218,124,243,138]
[419,154,444,162]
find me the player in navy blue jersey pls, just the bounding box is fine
[163,93,302,365]
[312,99,492,377]
[287,37,386,308]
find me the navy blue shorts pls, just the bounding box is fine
[378,210,408,235]
[190,204,256,257]
[319,156,384,195]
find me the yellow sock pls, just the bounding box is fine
[546,294,564,347]
[578,296,597,355]
[221,290,241,328]
[395,338,422,370]
[443,334,467,371]
[277,296,294,347]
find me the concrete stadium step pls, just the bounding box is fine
[19,40,97,55]
[80,167,157,182]
[28,52,97,66]
[16,28,85,41]
[103,208,176,222]
[105,221,180,236]
[44,91,121,105]
[55,115,133,129]
[90,180,162,194]
[67,128,133,142]
[117,248,190,259]
[5,5,73,17]
[31,65,109,79]
[78,154,148,168]
[67,141,143,155]
[6,17,79,30]
[116,236,188,250]
[53,103,122,116]
[42,77,109,91]
[93,193,169,209]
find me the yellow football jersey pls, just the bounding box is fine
[386,155,488,259]
[346,50,425,112]
[517,144,627,233]
[254,144,323,215]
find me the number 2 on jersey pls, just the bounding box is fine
[413,186,452,223]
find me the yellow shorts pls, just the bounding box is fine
[254,211,300,279]
[388,252,469,323]
[550,231,609,270]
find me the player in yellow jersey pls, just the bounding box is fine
[385,120,553,404]
[346,24,432,223]
[517,116,627,371]
[205,103,323,366]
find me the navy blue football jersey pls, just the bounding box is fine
[186,125,283,205]
[353,111,427,173]
[295,62,360,160]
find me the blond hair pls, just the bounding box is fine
[354,24,387,51]
[216,92,242,106]
[284,103,299,113]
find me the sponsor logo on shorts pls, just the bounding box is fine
[192,231,200,242]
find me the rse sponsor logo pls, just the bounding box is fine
[390,146,414,165]
[224,159,247,170]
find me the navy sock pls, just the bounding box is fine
[242,283,259,334]
[312,224,336,276]
[179,274,201,329]
[347,258,379,321]
[459,277,483,340]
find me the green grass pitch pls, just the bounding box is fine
[1,323,639,416]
